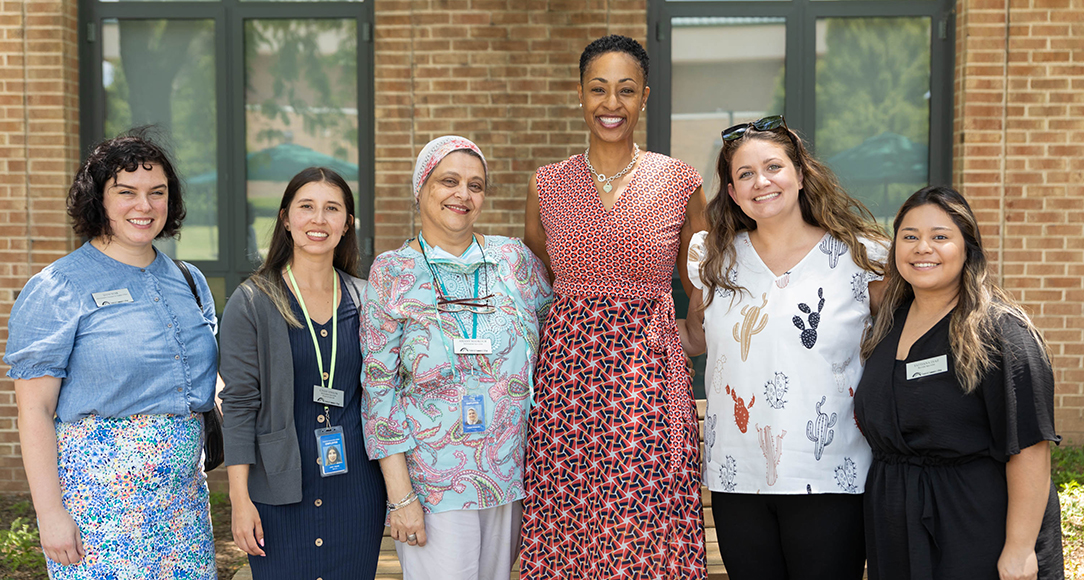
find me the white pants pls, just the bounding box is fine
[395,501,522,580]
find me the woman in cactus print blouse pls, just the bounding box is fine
[361,136,552,580]
[683,115,888,580]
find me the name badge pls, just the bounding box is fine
[454,338,493,355]
[315,426,348,477]
[313,385,345,407]
[906,355,949,380]
[92,288,134,307]
[461,394,486,433]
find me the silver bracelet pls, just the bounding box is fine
[387,491,419,512]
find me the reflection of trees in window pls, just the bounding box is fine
[815,18,930,161]
[103,20,218,258]
[245,20,358,162]
[105,21,217,179]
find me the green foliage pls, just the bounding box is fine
[209,491,230,509]
[0,517,45,572]
[1054,445,1084,489]
[245,19,358,156]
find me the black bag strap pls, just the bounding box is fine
[172,259,203,310]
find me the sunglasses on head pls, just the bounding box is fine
[721,115,788,142]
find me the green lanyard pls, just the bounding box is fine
[286,265,338,396]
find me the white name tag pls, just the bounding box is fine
[313,385,345,407]
[454,338,493,355]
[92,288,134,307]
[906,355,949,380]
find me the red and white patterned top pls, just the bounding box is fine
[538,151,702,302]
[537,151,702,473]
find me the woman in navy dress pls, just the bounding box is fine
[855,185,1063,580]
[220,167,385,579]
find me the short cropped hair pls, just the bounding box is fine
[579,34,650,85]
[67,128,185,240]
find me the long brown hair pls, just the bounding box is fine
[861,185,1048,393]
[245,167,360,327]
[700,126,888,304]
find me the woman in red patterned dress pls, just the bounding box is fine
[520,35,709,579]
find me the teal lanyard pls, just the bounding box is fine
[286,265,338,416]
[418,234,480,340]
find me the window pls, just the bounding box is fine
[649,0,955,395]
[81,0,374,310]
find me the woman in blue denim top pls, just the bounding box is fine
[3,131,219,579]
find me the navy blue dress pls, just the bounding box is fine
[249,278,386,579]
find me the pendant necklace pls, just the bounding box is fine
[584,143,640,194]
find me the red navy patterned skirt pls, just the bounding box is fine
[520,294,706,579]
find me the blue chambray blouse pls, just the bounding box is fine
[4,242,218,422]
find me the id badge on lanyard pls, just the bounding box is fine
[287,265,349,476]
[315,425,348,477]
[461,371,488,434]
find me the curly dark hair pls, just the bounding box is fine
[579,34,649,85]
[67,127,185,240]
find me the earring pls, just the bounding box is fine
[641,106,645,111]
[578,103,582,108]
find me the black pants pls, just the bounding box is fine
[712,492,865,580]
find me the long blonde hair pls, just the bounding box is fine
[700,126,888,305]
[861,185,1048,393]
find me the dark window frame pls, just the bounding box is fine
[648,0,955,186]
[78,0,376,297]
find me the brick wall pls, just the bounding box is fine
[372,0,648,254]
[0,0,1082,494]
[954,0,1084,442]
[0,0,80,491]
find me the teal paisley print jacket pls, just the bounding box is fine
[361,235,552,514]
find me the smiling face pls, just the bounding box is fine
[283,180,352,260]
[418,151,486,242]
[894,203,966,299]
[578,51,649,143]
[99,163,169,253]
[326,447,340,464]
[466,408,479,424]
[726,139,804,227]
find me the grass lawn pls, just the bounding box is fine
[2,446,1084,579]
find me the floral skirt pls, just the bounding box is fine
[50,413,215,580]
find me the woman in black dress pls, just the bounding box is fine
[220,167,385,579]
[855,185,1063,580]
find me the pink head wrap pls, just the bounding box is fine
[412,135,488,200]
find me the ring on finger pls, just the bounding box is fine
[406,533,418,542]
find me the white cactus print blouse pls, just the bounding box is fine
[688,230,887,495]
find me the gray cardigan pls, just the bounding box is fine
[218,270,364,505]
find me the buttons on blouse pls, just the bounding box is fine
[154,297,159,302]
[322,372,329,382]
[176,387,183,392]
[175,355,180,360]
[320,329,328,338]
[167,323,172,328]
[317,415,325,424]
[315,538,323,547]
[314,499,323,507]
